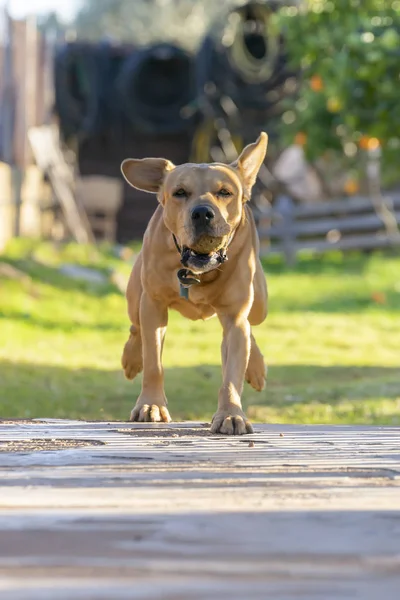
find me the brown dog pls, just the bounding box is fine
[120,132,268,435]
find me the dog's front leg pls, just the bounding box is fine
[130,292,171,423]
[211,315,253,435]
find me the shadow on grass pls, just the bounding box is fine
[0,360,399,425]
[0,309,124,333]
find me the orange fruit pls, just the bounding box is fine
[310,75,323,92]
[367,137,380,151]
[344,179,359,195]
[294,132,307,146]
[371,291,386,304]
[359,136,380,150]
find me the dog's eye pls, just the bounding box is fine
[217,188,233,197]
[173,188,188,198]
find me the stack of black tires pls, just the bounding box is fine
[54,1,295,241]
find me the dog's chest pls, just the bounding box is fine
[169,295,216,321]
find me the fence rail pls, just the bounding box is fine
[258,193,400,263]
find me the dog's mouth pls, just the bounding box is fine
[181,247,225,274]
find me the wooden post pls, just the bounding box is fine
[0,7,14,165]
[366,145,400,245]
[38,20,56,126]
[11,166,23,236]
[24,15,38,165]
[10,17,27,236]
[275,194,296,265]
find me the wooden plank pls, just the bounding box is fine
[12,19,27,168]
[0,14,47,168]
[255,194,400,225]
[75,176,123,213]
[262,232,395,256]
[293,193,400,218]
[0,420,399,599]
[274,195,296,265]
[0,10,15,165]
[28,125,95,244]
[0,163,13,250]
[23,16,38,165]
[262,210,400,239]
[37,28,55,126]
[295,232,398,252]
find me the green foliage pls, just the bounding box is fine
[0,240,399,425]
[276,0,400,168]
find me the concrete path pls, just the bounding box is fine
[0,420,399,599]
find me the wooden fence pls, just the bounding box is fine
[258,194,400,263]
[0,9,55,250]
[0,11,54,167]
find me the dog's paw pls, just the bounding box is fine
[246,346,267,392]
[130,403,172,423]
[246,361,267,392]
[121,331,143,380]
[210,408,253,435]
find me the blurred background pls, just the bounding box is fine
[0,0,399,425]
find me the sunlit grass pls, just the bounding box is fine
[0,240,399,424]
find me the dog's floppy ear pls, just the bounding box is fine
[231,132,268,200]
[121,158,175,194]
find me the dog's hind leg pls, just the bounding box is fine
[122,324,142,380]
[245,333,267,392]
[246,258,267,391]
[122,253,143,381]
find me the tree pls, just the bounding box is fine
[275,0,400,185]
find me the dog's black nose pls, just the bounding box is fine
[191,205,215,225]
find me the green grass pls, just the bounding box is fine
[0,239,399,425]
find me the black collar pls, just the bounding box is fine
[172,233,233,300]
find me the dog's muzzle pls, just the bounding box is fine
[181,246,226,274]
[172,233,231,300]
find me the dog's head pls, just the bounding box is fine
[121,132,268,274]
